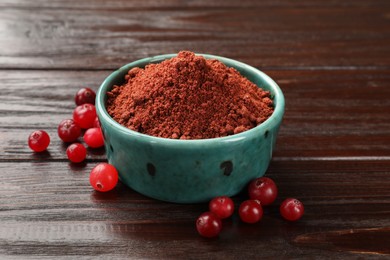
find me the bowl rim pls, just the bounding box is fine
[96,53,285,146]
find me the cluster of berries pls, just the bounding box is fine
[27,88,118,192]
[196,177,304,238]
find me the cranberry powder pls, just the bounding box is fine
[106,51,274,139]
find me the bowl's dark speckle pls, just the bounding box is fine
[220,161,233,176]
[147,163,156,176]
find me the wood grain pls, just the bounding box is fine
[0,0,389,69]
[2,0,390,8]
[0,160,389,258]
[294,227,390,255]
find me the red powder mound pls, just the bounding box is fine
[106,51,274,139]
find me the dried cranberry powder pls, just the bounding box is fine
[106,51,274,139]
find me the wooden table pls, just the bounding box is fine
[1,0,389,258]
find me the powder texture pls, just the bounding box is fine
[106,51,274,139]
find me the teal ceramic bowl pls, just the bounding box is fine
[96,53,284,203]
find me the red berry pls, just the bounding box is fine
[239,200,263,224]
[66,143,87,163]
[196,212,222,238]
[248,177,278,206]
[93,117,101,128]
[28,130,50,152]
[57,119,81,142]
[84,127,104,148]
[73,104,97,129]
[75,87,96,106]
[209,196,234,219]
[90,163,118,192]
[280,198,304,221]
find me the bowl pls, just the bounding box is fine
[96,53,285,203]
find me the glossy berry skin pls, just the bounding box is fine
[66,143,87,163]
[280,198,304,221]
[75,87,96,106]
[93,117,101,128]
[248,177,278,206]
[239,200,263,224]
[28,130,50,152]
[209,196,234,219]
[90,163,119,192]
[84,127,104,148]
[196,212,222,238]
[73,104,97,129]
[57,119,81,142]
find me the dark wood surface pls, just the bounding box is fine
[0,0,389,258]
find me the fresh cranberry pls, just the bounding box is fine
[196,212,222,238]
[209,196,234,219]
[83,127,104,148]
[28,130,50,152]
[280,198,304,221]
[57,119,81,142]
[93,117,101,128]
[90,163,118,192]
[239,200,263,224]
[75,87,96,106]
[66,143,87,163]
[248,177,278,206]
[73,104,96,129]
